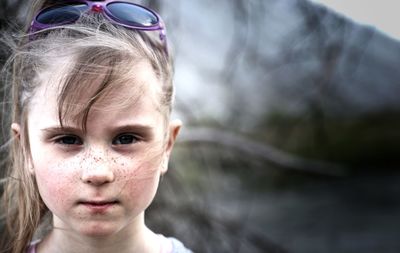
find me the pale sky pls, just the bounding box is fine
[310,0,400,40]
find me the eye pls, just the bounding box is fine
[112,134,139,145]
[55,135,83,145]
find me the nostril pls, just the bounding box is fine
[81,174,113,186]
[80,167,115,186]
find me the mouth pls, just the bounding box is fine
[78,200,119,212]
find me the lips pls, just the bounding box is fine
[78,200,119,213]
[80,200,119,205]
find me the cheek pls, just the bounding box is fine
[34,159,79,210]
[116,150,163,181]
[33,151,163,212]
[117,159,161,205]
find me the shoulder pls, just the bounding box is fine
[26,240,40,253]
[159,235,193,253]
[169,237,193,253]
[27,237,192,253]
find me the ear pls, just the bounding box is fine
[11,123,34,174]
[11,123,21,139]
[160,119,182,174]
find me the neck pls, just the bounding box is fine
[37,213,160,253]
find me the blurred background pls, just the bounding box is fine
[1,0,400,252]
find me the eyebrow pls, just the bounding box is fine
[41,124,154,135]
[112,124,154,135]
[41,126,82,134]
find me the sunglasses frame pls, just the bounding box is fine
[29,0,167,44]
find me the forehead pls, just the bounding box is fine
[29,58,163,126]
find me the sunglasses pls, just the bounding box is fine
[29,0,167,51]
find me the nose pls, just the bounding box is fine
[80,152,115,186]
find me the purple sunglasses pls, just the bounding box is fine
[29,0,167,52]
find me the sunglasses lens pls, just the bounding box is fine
[107,3,158,27]
[36,4,88,25]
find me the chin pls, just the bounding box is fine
[78,223,122,238]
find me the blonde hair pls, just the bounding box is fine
[0,1,174,252]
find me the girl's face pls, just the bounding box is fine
[16,61,180,237]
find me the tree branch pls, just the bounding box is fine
[178,127,348,177]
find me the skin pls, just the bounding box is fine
[12,61,181,253]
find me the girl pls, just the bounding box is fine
[0,0,192,252]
